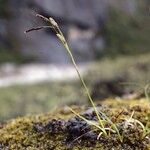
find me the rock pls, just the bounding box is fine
[2,0,138,63]
[0,19,8,47]
[0,99,149,149]
[34,0,107,28]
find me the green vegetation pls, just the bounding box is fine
[101,8,150,58]
[88,54,150,83]
[0,82,84,121]
[0,48,35,64]
[0,53,149,121]
[0,0,8,17]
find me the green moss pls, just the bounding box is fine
[0,99,150,149]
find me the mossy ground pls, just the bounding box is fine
[0,99,150,150]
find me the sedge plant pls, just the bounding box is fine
[25,14,123,142]
[124,111,150,140]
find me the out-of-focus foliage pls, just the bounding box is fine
[0,54,149,121]
[103,8,150,57]
[0,81,85,121]
[0,0,8,17]
[0,48,35,64]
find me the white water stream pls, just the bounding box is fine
[0,63,88,87]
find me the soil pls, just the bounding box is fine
[0,99,150,150]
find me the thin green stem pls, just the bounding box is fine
[55,25,107,135]
[61,36,106,134]
[26,14,107,136]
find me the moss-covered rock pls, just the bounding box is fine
[0,99,150,150]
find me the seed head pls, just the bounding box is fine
[49,17,58,28]
[36,14,49,22]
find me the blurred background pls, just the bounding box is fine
[0,0,149,121]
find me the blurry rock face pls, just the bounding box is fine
[2,0,137,63]
[0,19,7,47]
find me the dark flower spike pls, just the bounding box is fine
[24,14,56,34]
[24,26,51,34]
[35,14,60,34]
